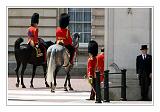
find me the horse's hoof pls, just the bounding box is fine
[64,87,68,91]
[45,83,50,88]
[69,87,74,91]
[30,85,34,88]
[46,84,49,88]
[16,83,19,88]
[22,85,26,88]
[51,89,55,93]
[45,82,50,88]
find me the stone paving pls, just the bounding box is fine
[8,77,152,105]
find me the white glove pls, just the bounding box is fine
[88,77,93,84]
[36,44,39,48]
[137,74,139,78]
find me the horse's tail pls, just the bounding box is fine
[46,48,56,86]
[14,37,24,50]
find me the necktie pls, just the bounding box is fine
[144,55,146,60]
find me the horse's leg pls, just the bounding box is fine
[67,72,74,91]
[21,63,27,88]
[64,65,74,91]
[50,82,54,92]
[51,66,56,93]
[30,65,37,88]
[53,67,60,91]
[64,69,69,91]
[51,76,56,93]
[15,61,21,87]
[43,64,49,87]
[51,66,60,92]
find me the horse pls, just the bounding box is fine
[14,37,54,88]
[46,33,80,92]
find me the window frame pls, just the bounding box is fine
[67,8,92,47]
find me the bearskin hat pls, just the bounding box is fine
[88,40,98,57]
[31,13,39,26]
[59,13,70,29]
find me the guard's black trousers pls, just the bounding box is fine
[90,78,96,99]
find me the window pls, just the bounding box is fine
[68,8,91,43]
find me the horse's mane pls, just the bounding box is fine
[14,37,24,49]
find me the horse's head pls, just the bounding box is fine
[72,33,80,63]
[72,33,80,49]
[38,38,54,49]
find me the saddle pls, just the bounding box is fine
[56,40,70,58]
[28,38,46,58]
[27,43,44,58]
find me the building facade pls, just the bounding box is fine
[8,8,152,73]
[104,8,152,70]
[8,8,105,69]
[8,8,152,100]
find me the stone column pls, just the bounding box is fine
[104,8,114,70]
[104,8,109,70]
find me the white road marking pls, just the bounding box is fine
[7,89,152,105]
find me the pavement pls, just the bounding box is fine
[7,77,152,105]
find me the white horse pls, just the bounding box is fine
[46,33,80,92]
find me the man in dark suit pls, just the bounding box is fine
[136,45,152,101]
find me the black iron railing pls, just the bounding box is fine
[95,69,127,103]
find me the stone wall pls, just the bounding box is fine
[92,8,104,48]
[8,8,58,62]
[105,8,152,69]
[8,8,105,75]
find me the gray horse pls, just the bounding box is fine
[46,33,80,92]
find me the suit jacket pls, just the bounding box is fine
[136,54,152,77]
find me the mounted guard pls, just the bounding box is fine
[27,13,46,64]
[46,13,80,92]
[56,13,75,65]
[14,13,54,88]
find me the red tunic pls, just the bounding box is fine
[56,27,72,46]
[87,57,97,78]
[97,53,104,82]
[27,26,38,46]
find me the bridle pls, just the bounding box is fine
[72,33,80,63]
